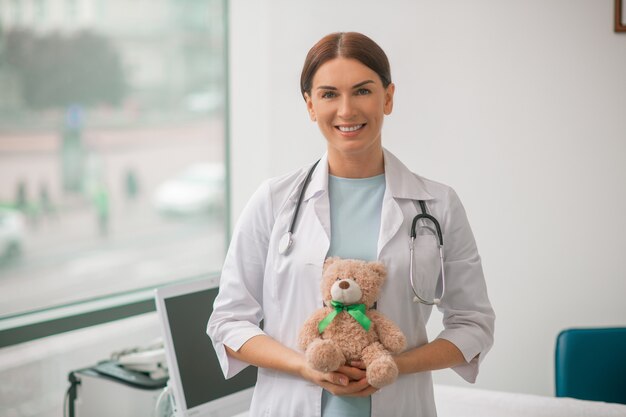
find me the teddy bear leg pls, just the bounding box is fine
[362,342,398,388]
[305,339,345,373]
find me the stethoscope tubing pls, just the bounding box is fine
[409,200,446,305]
[409,239,446,305]
[279,159,446,305]
[288,159,320,234]
[278,160,320,255]
[410,213,443,246]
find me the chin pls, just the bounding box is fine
[329,137,381,155]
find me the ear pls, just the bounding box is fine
[323,256,339,271]
[383,83,395,115]
[369,261,387,279]
[304,92,317,121]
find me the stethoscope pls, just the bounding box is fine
[410,200,446,305]
[278,160,446,305]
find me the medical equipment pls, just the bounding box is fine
[279,161,446,305]
[155,277,256,417]
[278,159,321,255]
[66,361,169,417]
[410,201,445,305]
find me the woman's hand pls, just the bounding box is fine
[337,361,367,381]
[299,360,378,397]
[226,336,380,396]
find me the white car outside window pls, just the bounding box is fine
[153,163,225,217]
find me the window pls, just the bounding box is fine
[0,0,227,322]
[34,0,46,22]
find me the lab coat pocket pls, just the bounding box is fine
[270,249,322,305]
[411,234,442,302]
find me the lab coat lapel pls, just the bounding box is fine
[377,149,434,257]
[302,153,331,265]
[377,190,404,258]
[304,191,330,268]
[312,193,330,241]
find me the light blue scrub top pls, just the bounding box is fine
[322,173,386,417]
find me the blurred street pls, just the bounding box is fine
[0,199,224,316]
[0,118,227,316]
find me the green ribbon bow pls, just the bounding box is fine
[318,301,371,334]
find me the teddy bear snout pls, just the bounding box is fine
[330,278,362,304]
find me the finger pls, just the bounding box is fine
[324,371,349,387]
[349,360,366,369]
[335,365,366,381]
[324,377,371,396]
[346,384,379,397]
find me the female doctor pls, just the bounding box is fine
[207,32,495,417]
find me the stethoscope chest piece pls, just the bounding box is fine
[278,232,293,255]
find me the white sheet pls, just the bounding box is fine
[230,384,626,417]
[434,384,626,417]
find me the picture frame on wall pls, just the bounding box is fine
[616,0,626,32]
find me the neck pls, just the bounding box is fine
[327,145,384,178]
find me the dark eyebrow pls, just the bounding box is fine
[352,80,375,89]
[316,80,376,90]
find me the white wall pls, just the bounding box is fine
[229,0,626,396]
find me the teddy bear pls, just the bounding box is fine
[298,257,407,388]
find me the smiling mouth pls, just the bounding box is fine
[336,124,365,132]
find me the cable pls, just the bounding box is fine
[153,384,172,417]
[288,159,320,234]
[63,385,71,417]
[65,372,80,417]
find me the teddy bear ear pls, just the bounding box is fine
[324,256,339,270]
[369,261,387,278]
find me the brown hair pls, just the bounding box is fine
[300,32,392,99]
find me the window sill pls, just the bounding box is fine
[0,274,217,348]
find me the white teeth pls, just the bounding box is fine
[338,124,363,132]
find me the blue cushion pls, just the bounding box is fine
[555,327,626,405]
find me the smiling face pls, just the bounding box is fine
[304,57,395,165]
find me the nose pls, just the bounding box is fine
[337,96,356,120]
[339,281,350,290]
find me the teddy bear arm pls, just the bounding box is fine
[298,308,330,350]
[370,311,407,354]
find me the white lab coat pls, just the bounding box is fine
[207,148,495,417]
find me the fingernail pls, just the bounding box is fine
[340,378,348,385]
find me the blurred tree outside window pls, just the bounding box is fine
[0,0,227,318]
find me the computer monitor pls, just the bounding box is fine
[155,277,256,417]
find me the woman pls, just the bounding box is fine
[207,32,495,417]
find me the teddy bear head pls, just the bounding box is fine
[321,257,387,308]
